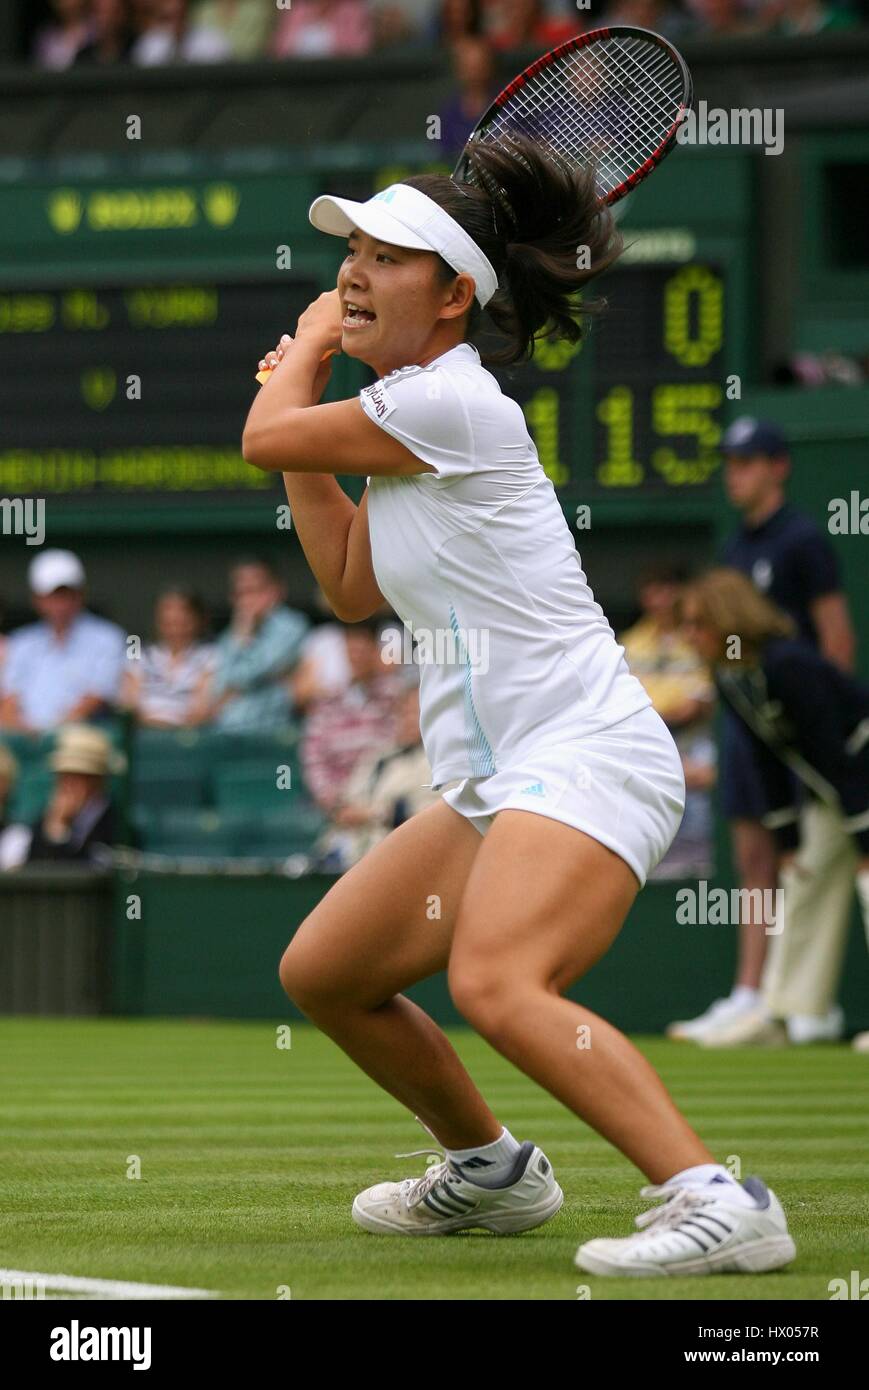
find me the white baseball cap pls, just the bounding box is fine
[29,548,86,595]
[308,182,499,308]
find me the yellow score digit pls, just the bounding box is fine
[596,386,643,487]
[651,383,723,485]
[62,290,110,330]
[524,387,569,486]
[662,266,723,368]
[0,292,55,333]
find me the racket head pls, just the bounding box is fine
[452,26,693,210]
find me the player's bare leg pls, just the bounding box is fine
[279,798,501,1148]
[447,809,795,1273]
[447,810,713,1181]
[280,799,565,1235]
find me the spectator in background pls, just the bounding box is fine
[74,0,137,65]
[427,0,483,44]
[620,563,715,734]
[315,683,440,869]
[602,0,692,39]
[682,0,760,35]
[270,0,373,57]
[189,0,276,57]
[121,587,216,728]
[721,419,855,665]
[680,569,869,1052]
[0,551,126,733]
[0,725,119,870]
[131,0,233,63]
[0,743,19,830]
[774,0,859,32]
[291,594,405,711]
[192,558,309,730]
[486,0,579,52]
[0,594,7,684]
[620,563,717,879]
[301,619,404,815]
[437,36,498,158]
[370,0,421,48]
[291,599,354,713]
[668,416,857,1045]
[32,0,94,69]
[654,726,716,877]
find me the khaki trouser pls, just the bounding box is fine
[762,800,865,1018]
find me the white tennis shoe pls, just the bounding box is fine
[666,992,759,1042]
[352,1132,563,1236]
[575,1175,796,1277]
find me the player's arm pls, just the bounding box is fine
[243,321,400,620]
[810,591,856,673]
[245,394,432,478]
[241,319,433,477]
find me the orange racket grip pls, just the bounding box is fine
[255,347,338,386]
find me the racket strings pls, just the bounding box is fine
[480,36,686,201]
[492,53,675,182]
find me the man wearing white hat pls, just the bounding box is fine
[0,550,125,732]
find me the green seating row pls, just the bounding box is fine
[132,802,326,859]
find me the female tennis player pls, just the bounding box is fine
[242,136,796,1277]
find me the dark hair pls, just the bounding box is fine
[156,586,209,630]
[230,555,281,582]
[638,562,689,589]
[402,134,623,367]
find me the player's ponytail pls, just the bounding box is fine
[402,133,623,367]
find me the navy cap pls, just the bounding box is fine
[721,417,788,457]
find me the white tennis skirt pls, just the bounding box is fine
[439,704,686,888]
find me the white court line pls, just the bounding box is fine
[0,1268,218,1300]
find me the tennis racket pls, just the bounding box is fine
[255,27,691,384]
[452,25,693,215]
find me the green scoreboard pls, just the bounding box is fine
[0,152,749,531]
[0,279,316,508]
[499,258,726,495]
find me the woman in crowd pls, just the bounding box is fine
[121,587,216,728]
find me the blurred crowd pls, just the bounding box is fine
[0,549,436,871]
[25,0,867,72]
[0,412,856,883]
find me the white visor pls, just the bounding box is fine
[308,182,499,308]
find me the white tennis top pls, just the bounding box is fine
[360,342,651,785]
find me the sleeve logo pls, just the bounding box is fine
[361,379,397,422]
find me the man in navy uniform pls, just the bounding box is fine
[668,417,857,1045]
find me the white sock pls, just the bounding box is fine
[446,1127,522,1187]
[664,1163,757,1207]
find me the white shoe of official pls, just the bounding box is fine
[666,993,759,1042]
[786,1005,844,1044]
[852,1031,869,1053]
[352,1135,563,1236]
[575,1175,796,1278]
[699,1006,789,1048]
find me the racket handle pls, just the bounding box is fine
[255,347,338,386]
